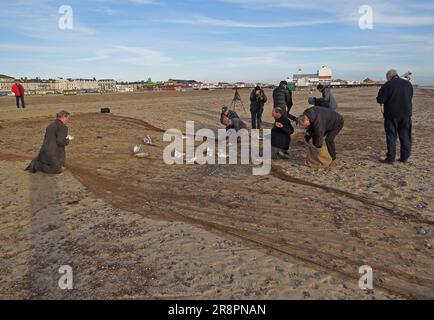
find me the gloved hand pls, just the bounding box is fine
[304,134,312,143]
[66,135,74,141]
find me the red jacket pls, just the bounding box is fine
[11,83,25,96]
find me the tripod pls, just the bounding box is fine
[230,87,247,113]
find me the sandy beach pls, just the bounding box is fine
[0,87,433,299]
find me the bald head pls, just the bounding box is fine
[386,69,398,81]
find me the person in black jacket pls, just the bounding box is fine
[250,86,267,129]
[26,111,73,174]
[376,69,413,164]
[271,107,294,160]
[298,106,344,161]
[273,81,293,117]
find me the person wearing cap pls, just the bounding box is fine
[310,84,338,110]
[271,107,294,160]
[249,85,267,129]
[220,106,239,129]
[298,106,344,161]
[376,69,413,164]
[11,79,26,108]
[26,111,73,174]
[273,81,294,118]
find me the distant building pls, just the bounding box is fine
[290,66,333,87]
[116,84,134,92]
[98,79,117,92]
[0,74,15,92]
[165,79,199,87]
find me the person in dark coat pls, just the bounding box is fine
[298,106,344,161]
[311,84,338,109]
[376,69,413,164]
[26,111,73,174]
[220,106,239,128]
[273,81,293,116]
[11,80,26,108]
[271,107,294,160]
[250,85,267,129]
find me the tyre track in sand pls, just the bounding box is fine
[64,162,434,299]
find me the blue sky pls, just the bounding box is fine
[0,0,433,84]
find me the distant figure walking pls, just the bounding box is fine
[273,81,293,117]
[26,111,74,174]
[298,106,344,161]
[376,69,413,164]
[249,85,267,129]
[311,84,338,110]
[11,79,26,108]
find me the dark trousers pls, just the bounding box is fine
[251,108,263,129]
[16,96,25,108]
[325,121,344,160]
[384,117,412,161]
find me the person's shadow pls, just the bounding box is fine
[27,172,73,299]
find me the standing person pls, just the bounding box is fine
[271,107,294,160]
[11,79,26,108]
[298,106,344,161]
[376,69,413,164]
[273,81,293,118]
[311,84,338,109]
[250,85,267,129]
[26,111,74,174]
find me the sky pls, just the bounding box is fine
[0,0,433,85]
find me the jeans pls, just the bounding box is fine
[384,117,412,161]
[251,108,263,129]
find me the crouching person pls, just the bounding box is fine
[298,106,344,161]
[271,107,294,160]
[220,106,239,127]
[26,110,73,174]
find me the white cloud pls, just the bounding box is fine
[76,46,172,65]
[160,15,338,28]
[223,0,434,26]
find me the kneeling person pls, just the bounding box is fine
[271,107,294,160]
[26,110,73,174]
[298,106,344,161]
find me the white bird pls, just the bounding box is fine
[133,145,142,154]
[143,135,153,145]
